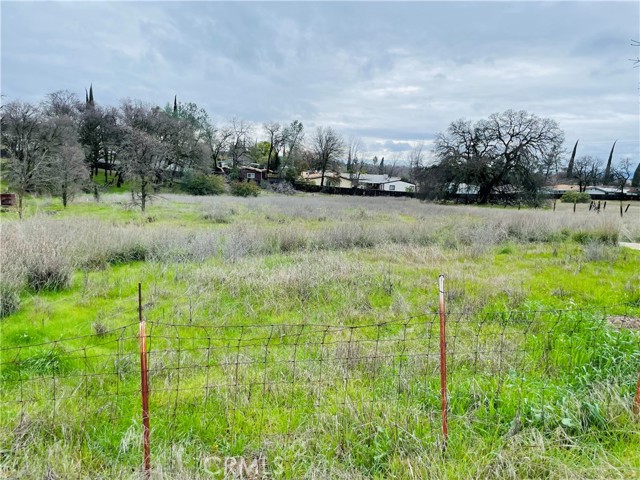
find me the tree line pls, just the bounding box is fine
[2,89,638,215]
[0,89,312,216]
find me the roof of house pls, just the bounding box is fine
[343,173,414,185]
[302,171,341,179]
[547,184,580,192]
[240,166,267,173]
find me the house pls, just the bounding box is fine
[546,184,580,195]
[301,171,416,192]
[546,184,638,199]
[351,174,415,192]
[239,166,268,183]
[301,171,350,188]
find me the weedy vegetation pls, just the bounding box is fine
[1,193,639,479]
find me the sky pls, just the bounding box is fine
[1,1,639,166]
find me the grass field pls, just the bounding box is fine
[1,193,639,478]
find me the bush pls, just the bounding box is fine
[560,191,591,203]
[25,256,72,292]
[104,243,148,264]
[265,181,297,195]
[572,230,618,245]
[180,173,225,196]
[231,181,261,197]
[0,283,21,318]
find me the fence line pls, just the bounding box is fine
[1,291,639,477]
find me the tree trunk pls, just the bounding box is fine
[477,184,492,204]
[17,193,24,220]
[140,179,147,212]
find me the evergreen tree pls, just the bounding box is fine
[567,139,578,177]
[603,140,616,184]
[632,162,640,188]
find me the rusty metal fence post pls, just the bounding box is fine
[438,275,449,447]
[138,283,151,478]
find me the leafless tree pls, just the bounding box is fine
[164,100,212,178]
[119,101,172,212]
[572,155,601,193]
[207,124,233,169]
[408,142,425,183]
[434,110,564,203]
[43,90,81,118]
[120,126,168,212]
[612,158,633,194]
[78,103,120,180]
[312,126,345,187]
[346,137,365,187]
[386,153,401,178]
[48,143,88,208]
[1,101,61,218]
[229,118,252,170]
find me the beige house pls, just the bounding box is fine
[302,171,415,192]
[301,171,351,188]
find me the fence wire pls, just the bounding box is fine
[1,306,639,477]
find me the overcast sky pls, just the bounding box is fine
[2,1,639,165]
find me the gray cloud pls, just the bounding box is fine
[1,1,638,164]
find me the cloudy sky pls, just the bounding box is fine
[2,1,639,165]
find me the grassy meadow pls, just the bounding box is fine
[1,192,639,479]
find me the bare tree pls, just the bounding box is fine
[229,118,252,170]
[408,142,425,183]
[312,126,345,187]
[572,155,601,193]
[263,122,283,173]
[434,110,564,203]
[119,101,171,212]
[346,137,365,187]
[48,143,88,208]
[43,90,81,118]
[1,101,60,218]
[612,158,633,194]
[386,153,401,178]
[207,124,233,169]
[164,100,212,178]
[78,103,119,180]
[120,126,168,212]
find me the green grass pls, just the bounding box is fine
[1,193,639,478]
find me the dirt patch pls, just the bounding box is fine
[608,315,640,330]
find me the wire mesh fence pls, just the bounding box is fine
[1,298,639,477]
